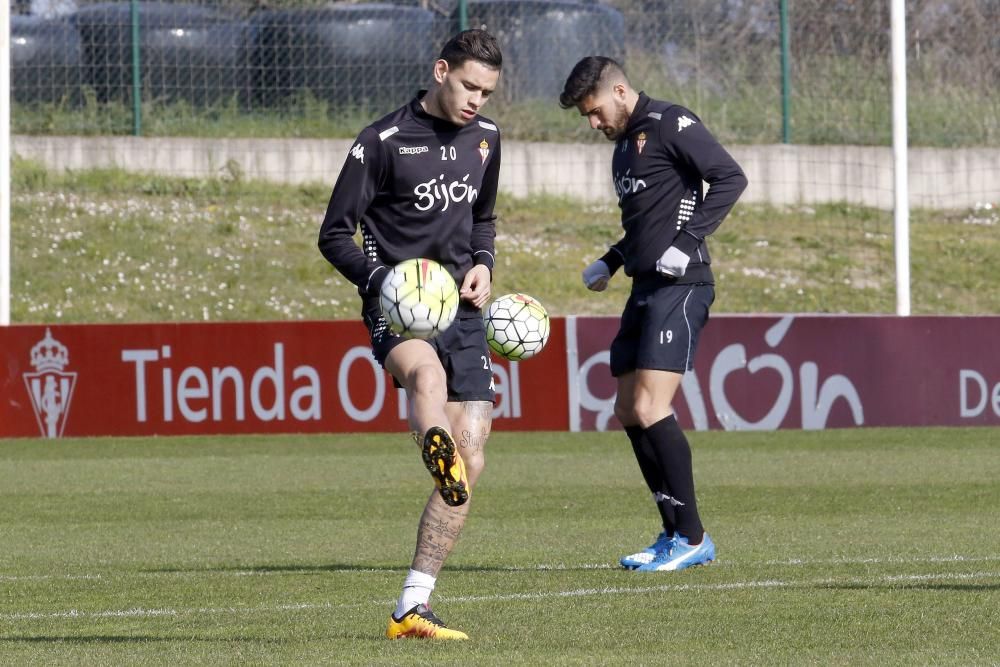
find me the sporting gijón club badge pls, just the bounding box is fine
[23,328,77,438]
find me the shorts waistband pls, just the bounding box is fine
[632,264,715,292]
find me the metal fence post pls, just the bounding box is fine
[891,0,911,315]
[458,0,469,32]
[780,0,791,144]
[130,0,142,136]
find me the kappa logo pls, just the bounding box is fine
[23,328,77,438]
[350,143,365,163]
[398,145,429,155]
[677,115,696,132]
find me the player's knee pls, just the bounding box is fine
[463,449,486,486]
[614,399,638,426]
[409,363,447,399]
[632,393,669,428]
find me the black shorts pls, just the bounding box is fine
[609,283,715,377]
[362,298,495,403]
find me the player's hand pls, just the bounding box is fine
[582,259,611,291]
[656,246,690,278]
[460,264,492,309]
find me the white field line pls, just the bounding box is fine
[0,574,103,582]
[763,554,1000,566]
[1,570,998,623]
[2,553,999,583]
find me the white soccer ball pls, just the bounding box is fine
[379,258,459,339]
[485,293,551,361]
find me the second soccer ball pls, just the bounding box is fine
[485,293,551,361]
[379,258,459,339]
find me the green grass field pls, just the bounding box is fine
[10,161,1000,323]
[1,428,997,665]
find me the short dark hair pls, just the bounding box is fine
[439,29,503,71]
[559,56,626,108]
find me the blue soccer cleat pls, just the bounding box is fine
[619,531,675,569]
[635,532,716,572]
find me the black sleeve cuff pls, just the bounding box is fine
[672,230,702,256]
[473,250,495,275]
[361,264,389,298]
[599,248,625,275]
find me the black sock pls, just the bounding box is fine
[644,415,704,544]
[654,496,677,537]
[625,425,676,536]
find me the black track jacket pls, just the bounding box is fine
[318,92,501,300]
[600,92,747,287]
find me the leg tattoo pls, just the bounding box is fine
[412,494,469,575]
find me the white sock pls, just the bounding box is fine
[394,569,436,619]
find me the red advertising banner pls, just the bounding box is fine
[0,320,569,438]
[570,314,1000,431]
[2,315,998,438]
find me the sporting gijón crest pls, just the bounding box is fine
[23,328,77,438]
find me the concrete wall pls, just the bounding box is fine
[13,135,1000,210]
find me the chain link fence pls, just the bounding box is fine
[8,0,1000,316]
[9,0,1000,146]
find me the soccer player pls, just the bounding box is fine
[318,30,503,639]
[560,57,747,571]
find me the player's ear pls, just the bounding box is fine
[433,59,450,85]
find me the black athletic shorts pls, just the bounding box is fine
[362,298,495,403]
[609,283,715,377]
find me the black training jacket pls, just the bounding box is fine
[599,92,747,287]
[318,92,501,299]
